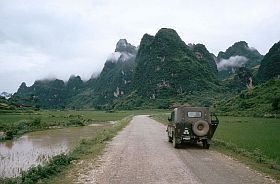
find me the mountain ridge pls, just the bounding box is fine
[10,28,279,111]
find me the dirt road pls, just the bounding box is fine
[76,115,276,184]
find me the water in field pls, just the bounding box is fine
[0,124,107,178]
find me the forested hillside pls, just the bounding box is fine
[257,41,280,83]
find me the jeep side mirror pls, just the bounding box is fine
[168,117,171,121]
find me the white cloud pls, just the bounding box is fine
[0,0,280,92]
[107,52,122,62]
[217,56,249,71]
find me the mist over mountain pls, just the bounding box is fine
[217,41,263,79]
[0,92,12,99]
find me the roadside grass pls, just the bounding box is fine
[151,112,170,125]
[151,113,280,181]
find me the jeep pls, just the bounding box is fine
[166,106,219,149]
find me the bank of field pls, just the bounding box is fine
[152,113,280,180]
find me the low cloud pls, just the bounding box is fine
[247,46,257,51]
[106,52,136,63]
[106,52,122,62]
[217,55,248,71]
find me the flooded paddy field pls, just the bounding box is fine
[0,124,109,178]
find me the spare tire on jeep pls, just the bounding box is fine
[192,120,209,136]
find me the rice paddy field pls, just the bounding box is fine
[0,110,135,126]
[214,116,280,165]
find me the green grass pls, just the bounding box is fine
[150,112,170,125]
[214,116,280,164]
[151,113,280,181]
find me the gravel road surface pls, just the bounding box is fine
[76,115,276,184]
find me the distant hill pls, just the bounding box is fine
[257,41,280,83]
[216,41,263,92]
[13,76,85,109]
[217,41,263,79]
[0,92,12,99]
[216,79,280,117]
[133,28,219,99]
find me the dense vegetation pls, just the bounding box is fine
[214,40,279,116]
[133,28,219,98]
[215,79,280,117]
[14,76,84,109]
[91,39,137,108]
[257,41,280,83]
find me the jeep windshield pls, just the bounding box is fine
[187,111,202,118]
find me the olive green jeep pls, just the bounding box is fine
[166,106,219,149]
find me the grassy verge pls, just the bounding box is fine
[151,113,280,181]
[150,112,170,125]
[0,115,132,184]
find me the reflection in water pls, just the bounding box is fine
[0,124,107,178]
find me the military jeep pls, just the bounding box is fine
[166,106,219,149]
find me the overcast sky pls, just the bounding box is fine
[0,0,279,93]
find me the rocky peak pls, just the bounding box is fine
[115,39,137,54]
[233,41,248,48]
[19,82,27,88]
[0,92,12,99]
[67,75,83,89]
[217,41,263,75]
[106,39,137,63]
